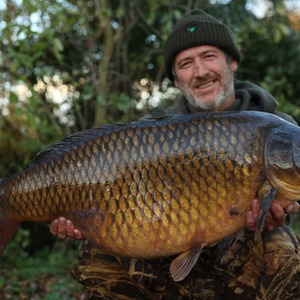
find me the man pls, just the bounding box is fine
[51,10,300,299]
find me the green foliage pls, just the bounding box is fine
[1,228,31,270]
[232,1,300,123]
[2,0,299,130]
[1,232,84,299]
[0,253,84,299]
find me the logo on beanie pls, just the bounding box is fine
[187,26,196,32]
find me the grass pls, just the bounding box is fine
[0,228,85,300]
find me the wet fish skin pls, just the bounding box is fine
[0,111,299,280]
[264,123,300,200]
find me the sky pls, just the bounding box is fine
[249,0,300,18]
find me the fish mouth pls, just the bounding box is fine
[264,124,300,200]
[274,178,300,200]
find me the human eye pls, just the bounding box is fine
[203,52,217,60]
[178,60,192,70]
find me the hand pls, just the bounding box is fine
[50,217,85,240]
[246,199,299,232]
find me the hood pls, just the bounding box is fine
[228,80,279,113]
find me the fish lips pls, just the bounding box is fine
[264,123,300,200]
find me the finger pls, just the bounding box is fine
[262,212,277,232]
[65,220,76,239]
[246,211,256,232]
[251,199,260,221]
[74,229,85,240]
[58,217,67,223]
[50,219,59,235]
[269,201,286,226]
[57,217,68,238]
[285,202,300,214]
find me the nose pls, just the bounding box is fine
[193,59,208,77]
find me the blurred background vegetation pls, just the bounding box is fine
[0,0,300,299]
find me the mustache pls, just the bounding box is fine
[192,76,217,85]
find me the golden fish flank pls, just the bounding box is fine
[162,212,170,227]
[1,111,300,282]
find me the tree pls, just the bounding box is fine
[0,0,209,174]
[234,0,300,119]
[0,0,300,178]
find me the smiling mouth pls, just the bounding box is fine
[197,80,215,89]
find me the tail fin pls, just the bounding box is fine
[0,178,19,255]
[0,213,18,256]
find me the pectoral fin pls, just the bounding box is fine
[170,244,203,281]
[255,187,277,241]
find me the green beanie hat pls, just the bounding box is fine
[164,9,242,81]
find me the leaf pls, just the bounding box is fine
[96,93,106,105]
[9,92,19,104]
[53,37,64,52]
[53,38,64,63]
[81,85,95,101]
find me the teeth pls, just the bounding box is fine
[199,81,214,89]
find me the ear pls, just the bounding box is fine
[231,60,238,72]
[173,78,179,88]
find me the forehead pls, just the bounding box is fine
[175,45,223,62]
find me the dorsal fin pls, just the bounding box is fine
[29,114,180,167]
[30,124,125,166]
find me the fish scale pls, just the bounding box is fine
[1,111,300,281]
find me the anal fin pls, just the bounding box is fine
[170,244,203,282]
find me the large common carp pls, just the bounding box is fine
[0,111,300,281]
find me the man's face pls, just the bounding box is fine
[173,45,238,111]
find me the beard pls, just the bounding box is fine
[177,66,235,111]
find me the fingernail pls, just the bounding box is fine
[285,205,292,213]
